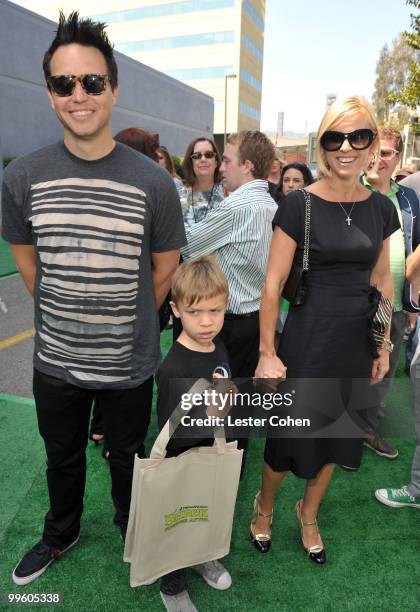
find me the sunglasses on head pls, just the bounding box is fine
[47,74,110,97]
[320,129,375,152]
[190,151,216,160]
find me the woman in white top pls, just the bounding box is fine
[178,137,224,229]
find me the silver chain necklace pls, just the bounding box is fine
[337,201,356,226]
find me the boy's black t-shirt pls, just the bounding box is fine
[156,338,231,454]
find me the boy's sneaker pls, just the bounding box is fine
[12,537,79,585]
[375,485,420,508]
[160,591,198,612]
[364,436,398,459]
[192,560,231,590]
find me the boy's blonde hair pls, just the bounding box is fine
[171,256,229,307]
[316,95,379,178]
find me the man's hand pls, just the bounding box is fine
[151,249,180,308]
[10,244,36,296]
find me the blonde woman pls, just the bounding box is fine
[251,97,399,563]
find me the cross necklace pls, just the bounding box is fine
[337,201,356,226]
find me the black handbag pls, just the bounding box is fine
[282,189,311,306]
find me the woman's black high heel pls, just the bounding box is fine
[250,491,273,554]
[295,500,326,564]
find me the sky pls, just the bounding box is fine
[261,0,415,135]
[12,0,415,136]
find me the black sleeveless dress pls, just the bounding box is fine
[264,190,400,478]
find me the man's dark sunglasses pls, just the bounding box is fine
[320,129,375,152]
[190,151,216,160]
[47,74,110,97]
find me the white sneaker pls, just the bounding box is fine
[192,560,232,590]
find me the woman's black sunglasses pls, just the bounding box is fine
[47,74,109,97]
[190,151,216,160]
[320,129,375,152]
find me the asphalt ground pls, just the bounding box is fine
[0,274,34,398]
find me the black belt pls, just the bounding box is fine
[224,310,259,321]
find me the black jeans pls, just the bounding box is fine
[218,312,260,378]
[33,369,153,547]
[219,313,260,474]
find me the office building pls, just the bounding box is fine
[3,0,214,158]
[13,0,266,149]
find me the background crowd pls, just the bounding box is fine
[1,11,419,612]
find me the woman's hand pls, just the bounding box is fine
[206,373,238,418]
[255,354,287,380]
[371,349,390,383]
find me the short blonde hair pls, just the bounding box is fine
[227,131,275,179]
[316,96,379,178]
[171,256,229,307]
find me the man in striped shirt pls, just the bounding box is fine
[2,12,185,585]
[182,131,277,379]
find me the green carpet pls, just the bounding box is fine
[0,332,419,611]
[0,236,17,277]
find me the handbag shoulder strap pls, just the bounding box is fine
[300,188,311,272]
[150,378,228,459]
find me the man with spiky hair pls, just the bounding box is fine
[1,12,185,585]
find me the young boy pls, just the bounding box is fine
[156,256,234,612]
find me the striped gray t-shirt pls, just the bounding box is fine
[1,142,185,389]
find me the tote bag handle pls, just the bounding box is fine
[150,378,229,459]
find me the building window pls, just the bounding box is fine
[243,1,264,32]
[92,0,235,24]
[117,31,234,54]
[240,101,261,121]
[165,66,235,80]
[242,35,263,63]
[240,68,262,93]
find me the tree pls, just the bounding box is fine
[372,44,391,123]
[373,34,417,126]
[373,1,420,127]
[388,0,420,109]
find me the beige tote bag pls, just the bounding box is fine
[124,379,243,587]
